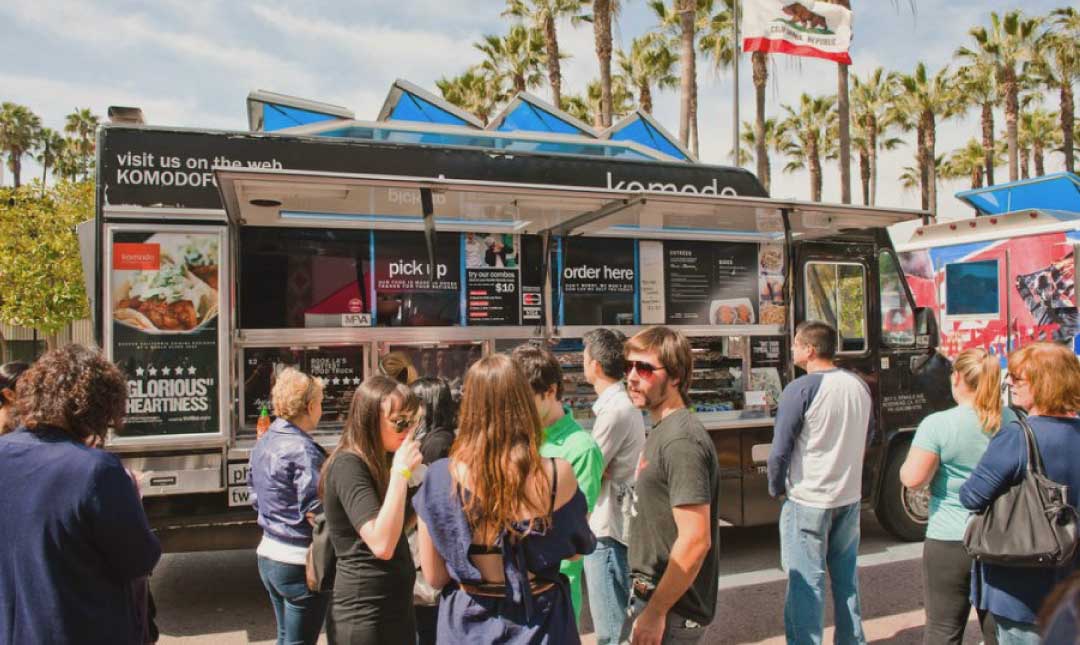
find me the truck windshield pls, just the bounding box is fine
[805,262,867,353]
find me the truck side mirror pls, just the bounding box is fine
[915,307,938,345]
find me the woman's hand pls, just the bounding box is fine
[392,431,423,476]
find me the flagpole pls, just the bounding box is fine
[732,0,740,165]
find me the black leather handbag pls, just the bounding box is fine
[963,417,1080,568]
[305,512,336,592]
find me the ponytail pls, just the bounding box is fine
[973,353,1003,434]
[954,349,1003,434]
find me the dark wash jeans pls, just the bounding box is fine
[921,538,997,645]
[257,556,329,645]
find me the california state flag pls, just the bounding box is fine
[742,0,853,65]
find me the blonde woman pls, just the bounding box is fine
[249,368,328,645]
[900,348,1014,645]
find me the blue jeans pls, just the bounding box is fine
[780,499,866,645]
[257,556,329,645]
[994,616,1041,645]
[585,537,631,645]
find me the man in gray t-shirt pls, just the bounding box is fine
[582,329,646,645]
[621,327,720,645]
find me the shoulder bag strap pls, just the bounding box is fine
[1015,416,1046,476]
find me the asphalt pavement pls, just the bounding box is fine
[152,512,985,644]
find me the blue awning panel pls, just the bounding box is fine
[609,117,688,161]
[314,125,654,160]
[957,173,1080,216]
[262,104,341,132]
[388,92,471,126]
[495,102,588,136]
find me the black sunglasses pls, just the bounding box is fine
[388,412,422,433]
[625,360,666,378]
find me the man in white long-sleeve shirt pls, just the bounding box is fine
[767,320,873,645]
[582,328,646,645]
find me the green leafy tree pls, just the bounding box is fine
[0,181,91,350]
[503,0,588,109]
[0,103,43,188]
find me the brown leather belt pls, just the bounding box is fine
[632,577,655,601]
[459,580,556,598]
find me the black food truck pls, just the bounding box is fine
[87,87,948,550]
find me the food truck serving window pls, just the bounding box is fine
[242,345,365,431]
[945,260,999,317]
[804,262,867,353]
[878,251,915,347]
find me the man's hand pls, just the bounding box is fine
[630,604,666,645]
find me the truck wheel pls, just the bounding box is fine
[875,439,928,542]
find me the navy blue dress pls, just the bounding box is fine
[412,458,596,644]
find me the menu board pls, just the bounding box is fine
[465,233,520,325]
[664,241,759,325]
[373,231,460,326]
[110,230,222,437]
[242,346,364,427]
[561,237,636,325]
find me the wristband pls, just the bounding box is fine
[396,466,412,481]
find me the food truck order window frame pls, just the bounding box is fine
[217,168,918,434]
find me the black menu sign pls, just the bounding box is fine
[242,347,364,426]
[751,336,784,367]
[465,233,521,326]
[664,241,759,325]
[373,231,460,326]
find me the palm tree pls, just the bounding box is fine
[34,128,66,185]
[437,66,506,125]
[503,0,587,109]
[953,57,1000,186]
[738,117,782,192]
[563,77,635,127]
[943,139,998,189]
[0,102,42,188]
[852,117,903,206]
[899,154,945,196]
[957,10,1042,183]
[476,25,546,95]
[751,50,771,189]
[894,63,957,216]
[588,0,623,128]
[832,0,853,204]
[617,34,677,115]
[698,0,737,159]
[63,108,99,182]
[1020,108,1061,177]
[1032,9,1079,174]
[650,0,701,155]
[850,67,899,206]
[779,93,837,202]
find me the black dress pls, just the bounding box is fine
[323,452,415,643]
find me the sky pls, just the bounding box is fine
[0,0,1071,220]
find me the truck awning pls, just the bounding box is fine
[215,167,926,242]
[956,172,1080,216]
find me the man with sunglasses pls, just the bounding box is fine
[622,326,720,645]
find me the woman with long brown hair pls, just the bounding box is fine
[320,375,423,643]
[900,347,1014,644]
[412,353,595,644]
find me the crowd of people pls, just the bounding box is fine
[1,323,1079,645]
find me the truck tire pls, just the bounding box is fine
[875,439,928,542]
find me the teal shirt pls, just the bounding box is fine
[539,407,604,620]
[911,404,1018,541]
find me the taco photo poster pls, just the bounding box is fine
[111,230,223,437]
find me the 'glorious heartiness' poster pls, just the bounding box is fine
[111,230,222,436]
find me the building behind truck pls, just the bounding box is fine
[85,81,950,552]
